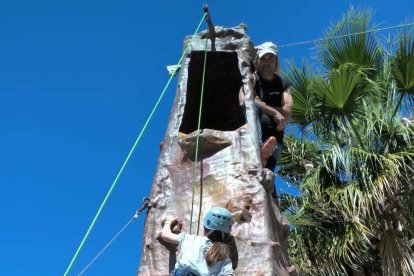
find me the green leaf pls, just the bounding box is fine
[391,29,414,94]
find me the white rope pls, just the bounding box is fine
[278,22,414,48]
[77,212,140,276]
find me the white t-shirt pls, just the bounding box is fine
[175,233,233,276]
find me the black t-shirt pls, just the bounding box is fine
[255,73,291,144]
[255,73,291,107]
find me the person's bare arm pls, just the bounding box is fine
[274,87,293,123]
[160,216,179,244]
[255,96,286,130]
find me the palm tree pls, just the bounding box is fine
[279,8,414,276]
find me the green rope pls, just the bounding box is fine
[64,12,207,276]
[189,36,209,234]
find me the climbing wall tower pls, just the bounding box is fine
[137,24,297,276]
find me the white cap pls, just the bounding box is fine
[255,42,278,58]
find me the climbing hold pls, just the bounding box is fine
[178,130,232,161]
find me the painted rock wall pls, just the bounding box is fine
[137,25,297,276]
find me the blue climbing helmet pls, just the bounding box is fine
[203,207,232,234]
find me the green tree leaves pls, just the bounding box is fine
[280,8,414,275]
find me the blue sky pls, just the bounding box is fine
[1,1,412,275]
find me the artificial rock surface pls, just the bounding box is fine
[137,25,297,276]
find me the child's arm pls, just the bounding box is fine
[160,216,180,244]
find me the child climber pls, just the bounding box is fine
[161,207,234,276]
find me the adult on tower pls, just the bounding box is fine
[254,42,293,172]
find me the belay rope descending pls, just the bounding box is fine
[189,6,211,234]
[188,37,209,234]
[196,160,204,235]
[63,12,207,276]
[77,198,152,276]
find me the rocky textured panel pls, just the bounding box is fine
[137,25,297,276]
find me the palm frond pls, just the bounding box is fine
[318,7,383,73]
[313,64,369,118]
[391,28,414,95]
[279,7,414,275]
[381,228,414,276]
[287,66,315,130]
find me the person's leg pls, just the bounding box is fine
[261,136,277,166]
[259,114,284,168]
[256,111,277,167]
[272,142,283,164]
[260,114,276,143]
[267,142,284,204]
[265,142,283,170]
[265,156,276,171]
[255,102,264,145]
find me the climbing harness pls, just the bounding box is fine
[77,197,152,276]
[64,11,207,276]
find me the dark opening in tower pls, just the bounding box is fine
[179,51,246,134]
